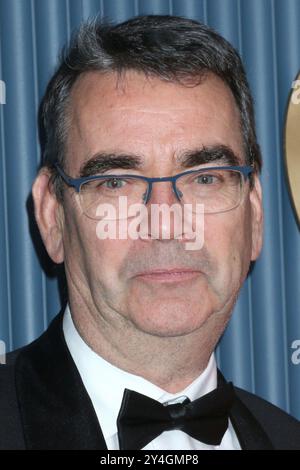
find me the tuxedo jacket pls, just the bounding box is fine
[0,311,299,450]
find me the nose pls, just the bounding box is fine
[148,181,179,206]
[143,181,184,240]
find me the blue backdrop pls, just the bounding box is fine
[0,0,299,419]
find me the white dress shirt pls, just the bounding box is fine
[63,305,241,450]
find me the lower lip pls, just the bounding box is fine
[135,271,201,283]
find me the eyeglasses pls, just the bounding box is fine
[54,163,254,220]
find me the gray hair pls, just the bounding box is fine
[40,15,261,198]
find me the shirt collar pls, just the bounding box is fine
[63,304,218,442]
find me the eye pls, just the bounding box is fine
[195,174,216,184]
[103,178,127,189]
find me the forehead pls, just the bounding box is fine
[66,70,243,170]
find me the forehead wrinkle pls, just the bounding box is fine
[110,106,199,114]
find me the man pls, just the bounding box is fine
[0,15,299,450]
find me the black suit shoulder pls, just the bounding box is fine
[0,353,25,449]
[234,386,300,449]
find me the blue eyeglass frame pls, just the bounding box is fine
[54,163,254,204]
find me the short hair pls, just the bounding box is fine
[40,14,261,198]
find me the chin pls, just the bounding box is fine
[128,303,213,337]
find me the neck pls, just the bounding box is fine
[67,292,230,393]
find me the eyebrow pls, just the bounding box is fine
[79,154,143,177]
[179,145,241,168]
[78,145,241,177]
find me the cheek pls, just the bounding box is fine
[203,208,252,287]
[63,207,133,286]
[91,238,131,282]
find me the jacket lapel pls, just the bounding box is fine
[217,371,273,450]
[15,310,107,450]
[229,393,273,450]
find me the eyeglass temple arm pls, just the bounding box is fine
[54,163,81,191]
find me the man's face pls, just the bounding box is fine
[51,71,263,337]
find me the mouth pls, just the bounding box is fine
[134,268,201,283]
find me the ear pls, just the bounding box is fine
[32,168,65,263]
[249,174,264,261]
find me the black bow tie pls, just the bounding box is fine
[117,382,235,450]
